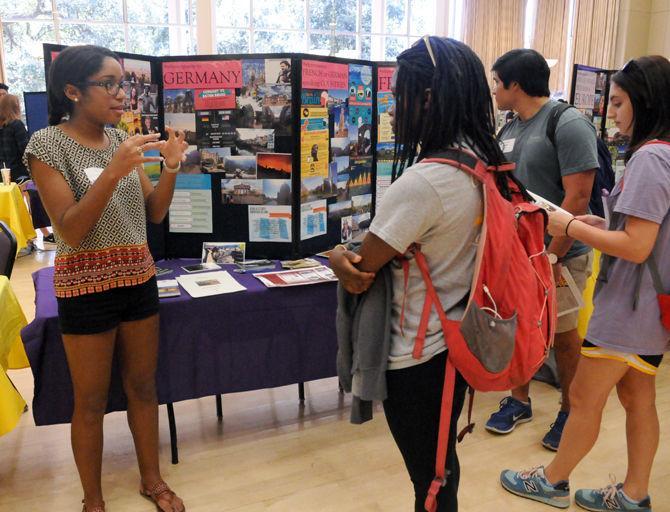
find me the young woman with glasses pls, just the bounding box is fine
[24,45,188,512]
[501,55,670,512]
[330,36,510,511]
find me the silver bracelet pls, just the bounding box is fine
[163,161,181,174]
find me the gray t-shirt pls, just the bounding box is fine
[499,100,599,260]
[587,143,670,355]
[369,160,483,370]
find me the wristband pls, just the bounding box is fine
[565,217,577,237]
[163,161,181,174]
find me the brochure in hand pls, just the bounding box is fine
[253,265,338,288]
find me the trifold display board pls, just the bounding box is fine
[44,44,384,260]
[570,63,627,178]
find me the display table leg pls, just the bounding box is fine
[215,395,223,421]
[166,403,178,464]
[298,382,305,402]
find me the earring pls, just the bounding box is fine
[73,98,79,102]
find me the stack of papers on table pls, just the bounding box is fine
[253,266,337,288]
[157,279,181,298]
[176,271,246,298]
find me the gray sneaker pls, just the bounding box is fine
[575,483,651,511]
[500,466,570,509]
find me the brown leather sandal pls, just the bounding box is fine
[81,499,105,512]
[140,481,185,512]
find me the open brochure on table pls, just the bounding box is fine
[176,271,246,298]
[253,265,338,288]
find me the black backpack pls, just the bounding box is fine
[546,101,615,218]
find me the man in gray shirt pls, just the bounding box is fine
[485,49,599,451]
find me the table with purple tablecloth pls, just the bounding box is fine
[21,258,338,427]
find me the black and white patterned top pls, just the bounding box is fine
[24,126,155,298]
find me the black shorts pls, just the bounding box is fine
[57,276,159,335]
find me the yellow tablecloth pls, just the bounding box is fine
[0,182,36,252]
[577,250,601,339]
[0,275,28,436]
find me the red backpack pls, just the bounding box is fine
[402,148,556,512]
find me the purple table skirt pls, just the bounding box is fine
[21,259,338,425]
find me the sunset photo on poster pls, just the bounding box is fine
[257,153,292,179]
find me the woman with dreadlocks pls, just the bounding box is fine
[330,36,510,511]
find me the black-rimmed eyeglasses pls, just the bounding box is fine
[80,80,124,96]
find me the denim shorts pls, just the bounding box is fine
[57,276,159,335]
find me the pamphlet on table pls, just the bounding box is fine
[253,265,337,288]
[176,271,246,297]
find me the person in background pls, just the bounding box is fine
[330,36,507,511]
[0,93,55,245]
[24,45,188,512]
[0,83,8,97]
[487,49,599,451]
[501,54,670,512]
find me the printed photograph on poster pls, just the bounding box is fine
[349,64,373,106]
[222,155,257,179]
[327,89,348,108]
[138,84,158,114]
[301,200,327,240]
[348,157,373,196]
[202,242,246,264]
[331,138,349,158]
[263,179,292,205]
[118,111,142,136]
[221,179,263,204]
[249,205,292,243]
[336,171,350,200]
[194,89,236,111]
[196,110,237,148]
[301,176,336,202]
[258,84,292,132]
[328,199,353,221]
[348,104,373,157]
[141,115,159,135]
[266,59,291,84]
[378,111,394,144]
[301,89,327,107]
[123,58,152,84]
[182,146,202,174]
[341,216,353,242]
[164,89,195,113]
[352,212,371,238]
[332,103,349,138]
[235,128,275,155]
[200,147,232,173]
[257,153,291,179]
[352,193,372,215]
[165,112,197,145]
[242,59,266,93]
[377,142,394,161]
[143,149,161,181]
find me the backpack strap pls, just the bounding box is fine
[546,102,575,147]
[409,246,474,512]
[425,357,457,512]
